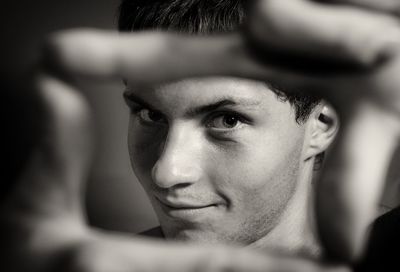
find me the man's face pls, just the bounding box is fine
[125,78,309,245]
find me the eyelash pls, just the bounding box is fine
[130,107,167,126]
[204,111,251,131]
[129,105,251,131]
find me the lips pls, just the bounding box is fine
[154,196,219,220]
[155,196,215,210]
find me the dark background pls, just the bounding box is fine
[1,0,398,234]
[1,0,157,233]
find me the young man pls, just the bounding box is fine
[2,0,400,271]
[119,0,338,256]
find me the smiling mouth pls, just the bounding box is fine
[155,196,216,210]
[155,197,218,219]
[162,202,216,210]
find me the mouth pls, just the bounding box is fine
[155,196,219,220]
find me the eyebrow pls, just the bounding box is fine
[123,92,157,110]
[123,91,261,116]
[185,98,261,118]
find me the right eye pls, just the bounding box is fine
[137,108,166,124]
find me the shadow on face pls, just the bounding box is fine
[124,77,310,245]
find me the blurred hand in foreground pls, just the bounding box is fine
[2,0,400,271]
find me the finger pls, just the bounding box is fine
[319,0,400,14]
[246,0,400,71]
[43,30,272,85]
[38,26,398,268]
[1,73,93,272]
[67,233,351,272]
[316,99,400,262]
[4,72,92,225]
[43,18,399,89]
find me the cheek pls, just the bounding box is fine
[208,126,305,212]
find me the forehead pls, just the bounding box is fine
[127,77,289,115]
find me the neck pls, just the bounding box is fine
[247,160,321,259]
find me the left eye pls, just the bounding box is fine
[207,114,244,129]
[138,108,166,124]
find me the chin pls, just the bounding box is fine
[162,225,242,245]
[164,226,210,241]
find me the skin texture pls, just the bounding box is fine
[126,77,316,247]
[3,0,400,271]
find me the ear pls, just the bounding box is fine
[304,102,339,160]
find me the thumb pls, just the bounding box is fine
[4,72,93,225]
[316,99,400,262]
[0,72,93,272]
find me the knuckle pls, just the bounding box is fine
[335,11,399,64]
[42,31,74,71]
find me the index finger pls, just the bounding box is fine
[42,3,400,262]
[319,0,400,14]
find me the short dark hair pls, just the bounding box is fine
[118,0,321,122]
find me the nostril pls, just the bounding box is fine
[168,182,192,190]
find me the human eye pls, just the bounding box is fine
[134,108,167,126]
[206,112,249,131]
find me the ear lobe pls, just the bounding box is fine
[306,103,339,160]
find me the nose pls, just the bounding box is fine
[151,124,203,189]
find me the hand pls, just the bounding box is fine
[245,0,400,262]
[0,68,347,272]
[44,1,400,261]
[3,0,400,271]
